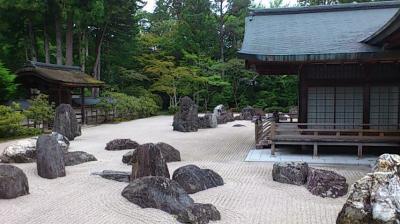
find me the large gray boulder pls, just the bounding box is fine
[122,176,221,223]
[122,142,180,165]
[272,162,309,185]
[92,170,131,183]
[64,151,97,166]
[0,165,29,199]
[173,96,199,132]
[51,132,70,152]
[337,154,400,224]
[240,106,255,120]
[213,104,225,117]
[105,139,139,151]
[172,165,224,194]
[36,135,66,179]
[131,143,170,180]
[306,168,348,198]
[0,138,37,163]
[198,113,218,129]
[155,142,181,162]
[373,153,400,172]
[53,104,81,140]
[215,110,235,124]
[122,150,136,164]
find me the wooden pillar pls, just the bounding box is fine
[298,65,307,123]
[362,63,371,128]
[81,87,85,124]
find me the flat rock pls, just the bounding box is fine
[173,96,199,132]
[131,143,170,180]
[0,164,29,199]
[105,139,139,151]
[306,168,348,198]
[172,165,224,194]
[53,104,81,140]
[64,151,97,166]
[36,135,66,179]
[232,124,246,127]
[92,170,131,183]
[272,162,309,185]
[122,176,221,223]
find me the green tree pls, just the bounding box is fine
[0,61,17,103]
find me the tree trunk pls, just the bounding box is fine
[55,12,63,65]
[92,24,107,96]
[219,0,225,77]
[65,11,74,66]
[27,19,37,62]
[79,30,87,72]
[44,21,50,63]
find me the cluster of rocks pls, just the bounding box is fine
[0,104,96,199]
[95,140,223,223]
[173,96,249,132]
[272,161,348,198]
[0,132,69,163]
[337,154,400,224]
[122,177,221,224]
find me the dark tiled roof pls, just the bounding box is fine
[239,1,400,62]
[16,62,104,87]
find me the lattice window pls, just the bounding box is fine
[307,86,363,129]
[370,86,399,130]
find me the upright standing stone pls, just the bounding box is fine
[241,106,255,120]
[53,104,81,140]
[131,143,170,180]
[173,97,199,132]
[0,165,29,199]
[36,135,66,179]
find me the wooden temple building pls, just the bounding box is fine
[16,61,104,124]
[239,1,400,156]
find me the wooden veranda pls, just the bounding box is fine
[255,118,400,158]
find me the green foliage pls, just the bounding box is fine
[97,91,160,122]
[0,0,299,113]
[0,61,17,102]
[0,104,41,138]
[24,94,55,126]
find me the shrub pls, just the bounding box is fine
[0,104,41,138]
[97,91,160,122]
[24,94,55,128]
[168,105,178,114]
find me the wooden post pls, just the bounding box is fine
[357,144,363,159]
[255,119,260,144]
[313,143,318,158]
[81,87,85,124]
[270,122,276,155]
